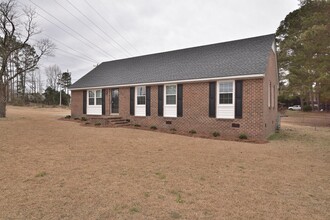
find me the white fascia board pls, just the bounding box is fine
[70,73,264,91]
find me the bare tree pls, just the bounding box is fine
[0,0,55,117]
[45,64,61,91]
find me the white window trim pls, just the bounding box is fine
[164,84,177,106]
[88,89,102,106]
[135,86,146,106]
[216,80,235,119]
[268,82,271,108]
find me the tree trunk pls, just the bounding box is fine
[0,80,7,118]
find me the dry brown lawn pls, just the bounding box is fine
[0,106,329,219]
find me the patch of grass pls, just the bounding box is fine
[95,122,102,126]
[134,124,141,127]
[129,206,140,214]
[189,129,197,134]
[144,192,150,198]
[155,172,166,180]
[170,190,184,204]
[35,171,47,177]
[170,211,181,219]
[268,131,288,140]
[81,117,87,121]
[212,131,220,137]
[64,115,71,119]
[239,133,248,139]
[176,193,184,203]
[150,125,157,130]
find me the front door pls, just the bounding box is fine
[111,88,119,114]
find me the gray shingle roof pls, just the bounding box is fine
[70,34,274,89]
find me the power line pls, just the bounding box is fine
[53,0,119,54]
[28,0,116,59]
[66,0,133,57]
[84,0,140,54]
[43,33,99,64]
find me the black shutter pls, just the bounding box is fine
[158,85,163,116]
[83,90,87,114]
[235,80,243,118]
[146,86,151,116]
[130,87,135,115]
[209,82,216,117]
[177,84,183,117]
[102,89,106,115]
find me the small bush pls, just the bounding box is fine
[95,122,102,126]
[189,129,196,134]
[150,125,157,130]
[74,117,80,120]
[212,131,220,137]
[85,122,91,125]
[303,105,312,112]
[170,128,176,133]
[134,124,141,127]
[64,115,71,119]
[81,117,87,121]
[239,133,248,139]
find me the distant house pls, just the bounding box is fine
[70,34,278,139]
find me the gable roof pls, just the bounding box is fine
[70,34,275,89]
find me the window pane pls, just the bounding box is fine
[219,93,233,104]
[166,95,176,104]
[137,96,146,105]
[96,90,102,98]
[88,91,94,98]
[166,85,176,95]
[96,98,102,105]
[137,86,146,96]
[219,82,233,93]
[89,98,94,105]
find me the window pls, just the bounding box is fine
[88,89,102,105]
[136,86,146,105]
[88,91,95,105]
[219,82,233,104]
[166,85,176,105]
[96,90,102,105]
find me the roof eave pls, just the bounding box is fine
[70,73,264,91]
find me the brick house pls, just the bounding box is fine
[70,34,278,139]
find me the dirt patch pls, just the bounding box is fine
[0,106,329,219]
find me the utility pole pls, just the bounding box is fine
[57,73,63,106]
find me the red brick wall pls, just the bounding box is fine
[117,79,265,139]
[262,49,278,138]
[71,90,83,117]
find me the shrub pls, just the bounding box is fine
[212,131,220,137]
[74,117,80,120]
[189,129,197,134]
[303,105,312,112]
[85,122,90,125]
[134,124,141,127]
[64,115,71,119]
[81,117,87,121]
[95,122,101,126]
[170,128,176,133]
[239,133,248,139]
[150,125,157,130]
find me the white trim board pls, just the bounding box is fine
[70,74,264,91]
